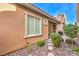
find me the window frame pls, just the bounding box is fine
[24,13,42,38]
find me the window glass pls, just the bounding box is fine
[26,15,41,36]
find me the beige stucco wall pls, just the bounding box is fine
[0,3,48,55]
[56,23,65,32]
[55,15,66,33]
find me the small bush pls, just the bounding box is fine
[72,47,79,53]
[25,42,32,54]
[50,33,61,47]
[66,39,76,45]
[65,39,72,44]
[36,40,45,47]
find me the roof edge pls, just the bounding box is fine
[15,3,60,23]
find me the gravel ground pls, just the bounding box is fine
[53,47,78,56]
[6,39,78,56]
[52,43,79,56]
[6,40,48,56]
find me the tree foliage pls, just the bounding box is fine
[64,24,79,39]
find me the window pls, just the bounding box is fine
[25,15,42,37]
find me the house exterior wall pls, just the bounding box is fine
[0,3,48,55]
[48,21,56,34]
[56,23,65,33]
[55,15,66,33]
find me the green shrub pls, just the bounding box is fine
[65,39,72,44]
[64,24,79,42]
[66,39,76,45]
[72,47,79,53]
[36,40,45,47]
[50,33,61,47]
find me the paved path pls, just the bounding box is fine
[47,38,54,56]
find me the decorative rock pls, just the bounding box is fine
[48,40,52,43]
[47,53,54,56]
[48,46,53,50]
[49,38,51,40]
[74,39,79,45]
[6,39,78,56]
[48,43,53,46]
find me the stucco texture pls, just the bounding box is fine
[0,4,48,55]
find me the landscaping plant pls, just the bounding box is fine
[65,39,72,44]
[25,41,32,54]
[50,33,61,47]
[64,24,79,46]
[36,40,45,47]
[72,47,79,53]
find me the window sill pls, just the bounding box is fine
[24,34,43,39]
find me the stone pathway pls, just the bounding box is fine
[47,38,54,56]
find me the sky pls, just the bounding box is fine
[34,3,76,24]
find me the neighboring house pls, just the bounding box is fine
[0,3,66,55]
[55,14,66,33]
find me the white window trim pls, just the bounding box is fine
[24,13,42,38]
